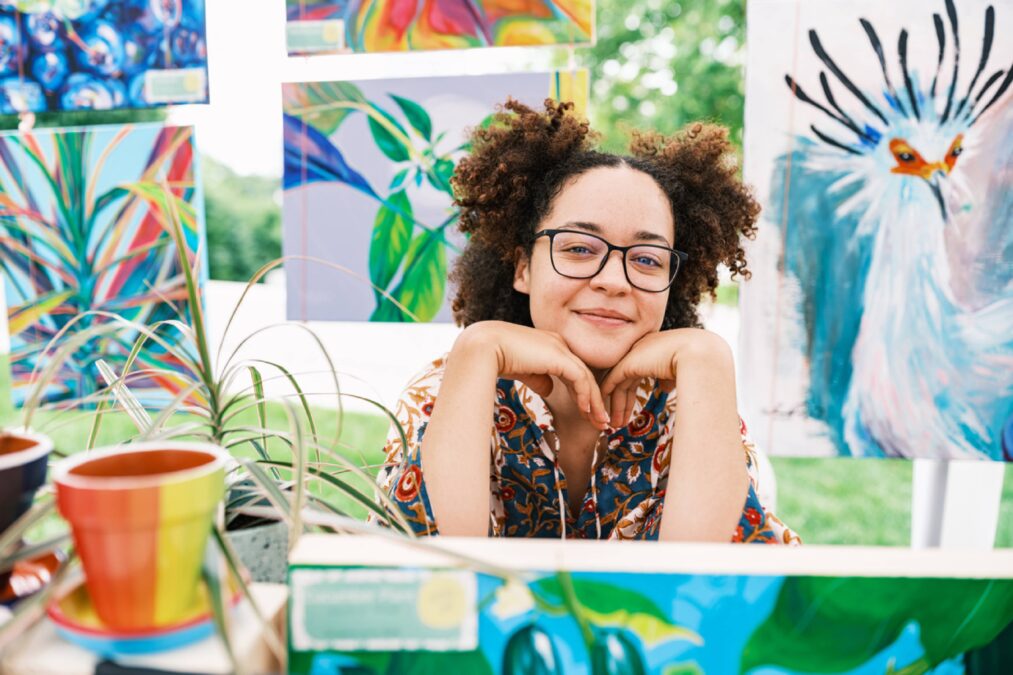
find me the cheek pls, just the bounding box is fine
[641,293,670,331]
[528,275,583,329]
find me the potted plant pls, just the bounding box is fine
[0,177,416,662]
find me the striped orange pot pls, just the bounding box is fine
[53,442,227,631]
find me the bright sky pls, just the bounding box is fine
[168,0,562,177]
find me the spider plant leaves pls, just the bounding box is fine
[210,526,286,663]
[739,576,1013,673]
[283,114,378,197]
[256,459,408,534]
[390,94,433,142]
[369,189,414,301]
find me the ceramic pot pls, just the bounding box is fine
[53,442,226,631]
[0,429,52,589]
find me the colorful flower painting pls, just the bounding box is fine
[739,0,1013,460]
[282,70,587,322]
[0,123,206,406]
[285,0,593,55]
[289,563,1013,674]
[0,1,208,113]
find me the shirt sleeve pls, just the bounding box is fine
[734,418,802,545]
[369,358,445,536]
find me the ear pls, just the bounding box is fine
[513,246,531,295]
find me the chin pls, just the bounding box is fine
[567,340,631,371]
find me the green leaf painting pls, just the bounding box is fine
[282,72,585,322]
[741,577,1013,674]
[289,567,1013,675]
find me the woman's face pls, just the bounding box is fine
[513,165,676,372]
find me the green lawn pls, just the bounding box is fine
[3,388,1011,547]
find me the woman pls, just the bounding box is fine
[374,98,799,543]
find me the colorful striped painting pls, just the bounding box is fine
[285,0,593,55]
[0,123,206,407]
[282,70,587,323]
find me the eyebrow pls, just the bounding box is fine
[564,221,673,247]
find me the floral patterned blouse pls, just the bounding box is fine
[373,354,801,543]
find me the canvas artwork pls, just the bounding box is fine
[740,0,1013,461]
[285,0,593,55]
[287,536,1013,674]
[0,123,206,407]
[0,0,208,114]
[282,70,587,322]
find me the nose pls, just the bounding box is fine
[590,250,631,293]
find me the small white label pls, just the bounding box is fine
[289,567,478,652]
[144,68,208,104]
[287,19,346,54]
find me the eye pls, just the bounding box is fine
[897,152,915,162]
[633,255,661,267]
[950,146,963,157]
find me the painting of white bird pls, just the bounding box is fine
[741,0,1012,461]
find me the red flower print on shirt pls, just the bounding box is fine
[501,485,516,501]
[495,405,517,433]
[732,525,745,542]
[395,465,422,502]
[628,411,654,437]
[652,443,670,473]
[745,507,762,526]
[739,417,748,436]
[421,401,434,417]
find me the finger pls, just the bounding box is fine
[608,384,626,429]
[562,355,607,428]
[614,381,634,428]
[557,357,593,416]
[623,379,642,428]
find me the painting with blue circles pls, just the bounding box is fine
[0,0,208,114]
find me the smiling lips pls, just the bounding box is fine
[574,308,633,327]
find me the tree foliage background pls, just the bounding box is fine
[582,0,746,153]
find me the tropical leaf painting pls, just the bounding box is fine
[0,123,206,406]
[282,70,587,323]
[285,0,593,55]
[289,566,1013,674]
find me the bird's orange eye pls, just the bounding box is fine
[944,133,964,172]
[888,139,928,176]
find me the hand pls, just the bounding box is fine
[454,321,611,429]
[600,328,733,428]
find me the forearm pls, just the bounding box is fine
[658,339,749,542]
[420,330,499,536]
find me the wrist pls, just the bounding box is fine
[451,322,504,374]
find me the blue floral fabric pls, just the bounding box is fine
[374,355,800,543]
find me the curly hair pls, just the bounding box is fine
[449,98,759,330]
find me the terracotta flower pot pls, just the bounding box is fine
[53,442,227,631]
[0,429,52,589]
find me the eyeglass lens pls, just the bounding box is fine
[549,231,676,292]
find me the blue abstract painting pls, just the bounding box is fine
[741,0,1013,461]
[0,0,208,114]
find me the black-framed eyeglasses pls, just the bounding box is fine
[533,229,689,293]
